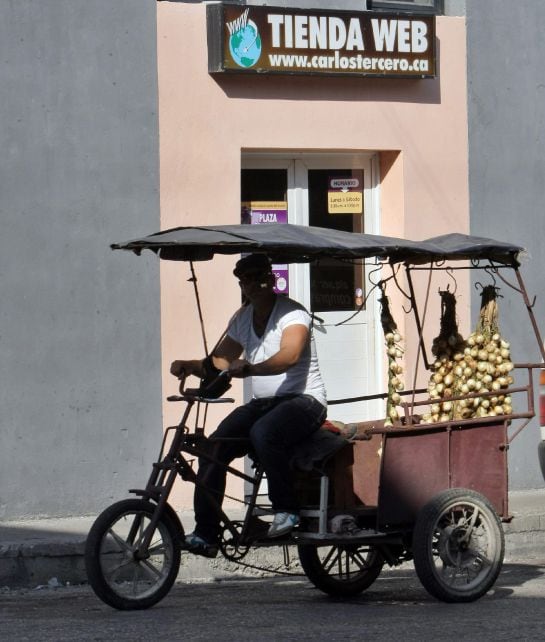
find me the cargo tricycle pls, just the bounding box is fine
[85,224,545,609]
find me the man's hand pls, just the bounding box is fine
[170,359,202,379]
[228,359,251,378]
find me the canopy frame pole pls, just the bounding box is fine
[188,261,209,357]
[514,267,545,363]
[405,265,431,370]
[407,264,434,415]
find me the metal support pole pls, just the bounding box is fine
[318,476,329,536]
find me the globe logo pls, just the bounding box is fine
[227,10,262,69]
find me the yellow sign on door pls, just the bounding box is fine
[327,174,363,214]
[328,191,363,214]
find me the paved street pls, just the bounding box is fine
[2,560,545,641]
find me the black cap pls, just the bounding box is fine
[233,254,272,278]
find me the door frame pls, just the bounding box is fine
[241,151,384,419]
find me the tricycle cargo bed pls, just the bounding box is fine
[326,418,509,529]
[377,419,508,527]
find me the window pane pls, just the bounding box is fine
[308,169,364,313]
[369,0,442,14]
[240,168,289,297]
[241,169,287,202]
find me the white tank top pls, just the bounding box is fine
[227,296,327,407]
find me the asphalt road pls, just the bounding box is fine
[2,561,545,641]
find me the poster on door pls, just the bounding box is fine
[241,201,289,296]
[327,172,363,214]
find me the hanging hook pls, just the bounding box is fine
[474,279,503,301]
[484,265,498,287]
[387,263,413,313]
[401,301,412,314]
[487,261,528,298]
[367,262,384,289]
[445,267,458,294]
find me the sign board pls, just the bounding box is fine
[241,201,289,296]
[241,201,287,225]
[328,173,363,214]
[207,3,436,78]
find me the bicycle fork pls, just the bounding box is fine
[128,400,197,559]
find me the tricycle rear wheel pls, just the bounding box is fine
[412,488,504,603]
[85,499,182,610]
[298,542,384,597]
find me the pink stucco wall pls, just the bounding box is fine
[157,3,469,508]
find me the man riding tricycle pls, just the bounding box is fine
[84,224,545,609]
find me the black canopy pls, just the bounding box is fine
[111,224,524,266]
[421,233,524,265]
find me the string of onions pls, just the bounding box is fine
[455,285,514,419]
[380,288,404,427]
[423,285,514,423]
[422,289,465,423]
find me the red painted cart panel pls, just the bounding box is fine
[374,421,508,528]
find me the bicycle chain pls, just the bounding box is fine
[223,552,305,577]
[220,539,305,576]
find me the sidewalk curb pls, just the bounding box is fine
[2,492,545,589]
[0,538,291,589]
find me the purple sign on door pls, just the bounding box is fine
[272,264,289,295]
[241,201,289,296]
[250,209,287,225]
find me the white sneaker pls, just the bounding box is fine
[267,512,300,538]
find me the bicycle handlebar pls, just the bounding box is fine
[170,370,233,403]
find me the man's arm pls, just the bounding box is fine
[170,334,243,379]
[229,324,309,378]
[211,335,244,371]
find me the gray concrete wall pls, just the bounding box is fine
[467,0,545,489]
[0,0,162,518]
[444,0,465,16]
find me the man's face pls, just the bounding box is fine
[237,269,274,300]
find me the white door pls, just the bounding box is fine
[241,153,383,424]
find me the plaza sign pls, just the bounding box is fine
[207,3,436,78]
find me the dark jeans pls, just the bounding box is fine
[193,394,326,543]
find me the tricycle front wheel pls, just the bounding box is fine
[412,488,504,603]
[298,542,384,597]
[85,499,182,610]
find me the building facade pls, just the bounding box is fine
[1,0,544,520]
